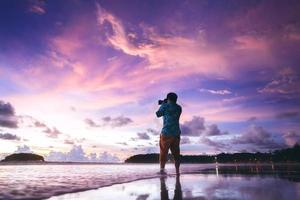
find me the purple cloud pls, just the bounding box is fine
[181,116,206,136]
[98,151,120,163]
[117,142,128,146]
[102,115,133,127]
[137,132,150,140]
[276,111,299,119]
[233,125,284,150]
[180,137,191,145]
[14,145,33,153]
[85,118,100,127]
[85,116,133,128]
[20,115,63,138]
[0,100,18,128]
[200,137,228,151]
[146,128,160,135]
[34,120,47,128]
[206,124,228,136]
[181,116,227,137]
[0,132,20,141]
[46,145,120,162]
[64,139,75,145]
[43,127,62,138]
[247,117,257,122]
[0,101,15,116]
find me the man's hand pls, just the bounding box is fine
[156,103,166,118]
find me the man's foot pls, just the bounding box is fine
[176,169,180,175]
[158,169,167,175]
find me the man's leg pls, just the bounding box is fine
[159,135,170,172]
[170,136,180,175]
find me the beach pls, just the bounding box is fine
[1,163,299,199]
[48,173,300,200]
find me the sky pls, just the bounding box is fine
[0,0,299,162]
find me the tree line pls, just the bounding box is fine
[125,144,300,163]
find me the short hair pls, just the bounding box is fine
[167,92,178,103]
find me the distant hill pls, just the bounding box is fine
[125,153,160,163]
[125,144,300,163]
[1,153,44,162]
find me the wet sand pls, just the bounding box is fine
[48,164,300,200]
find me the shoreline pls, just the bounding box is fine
[47,166,300,200]
[1,163,299,199]
[44,163,300,199]
[46,173,178,200]
[1,161,299,166]
[0,161,124,165]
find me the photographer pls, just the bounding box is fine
[156,92,182,175]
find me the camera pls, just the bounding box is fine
[158,99,167,105]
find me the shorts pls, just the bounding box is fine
[159,134,180,163]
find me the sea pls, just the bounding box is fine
[1,163,299,200]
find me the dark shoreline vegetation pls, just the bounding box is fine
[125,144,300,163]
[1,144,299,164]
[1,153,44,162]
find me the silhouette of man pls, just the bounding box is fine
[156,92,182,175]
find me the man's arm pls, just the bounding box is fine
[179,105,182,116]
[156,104,166,118]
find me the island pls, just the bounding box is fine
[1,153,44,162]
[125,144,300,163]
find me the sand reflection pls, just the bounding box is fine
[48,164,300,200]
[49,174,299,200]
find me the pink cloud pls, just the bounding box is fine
[234,35,269,51]
[5,3,280,113]
[96,4,230,77]
[258,67,300,95]
[50,21,88,57]
[287,32,300,41]
[283,131,300,147]
[28,1,46,15]
[199,88,232,95]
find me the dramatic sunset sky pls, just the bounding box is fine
[0,0,299,162]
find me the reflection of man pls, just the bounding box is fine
[156,92,182,175]
[174,176,182,199]
[160,177,169,200]
[160,176,182,200]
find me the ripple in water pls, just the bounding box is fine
[0,163,214,199]
[1,163,299,199]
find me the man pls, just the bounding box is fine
[156,92,182,175]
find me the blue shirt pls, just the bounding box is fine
[156,102,182,136]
